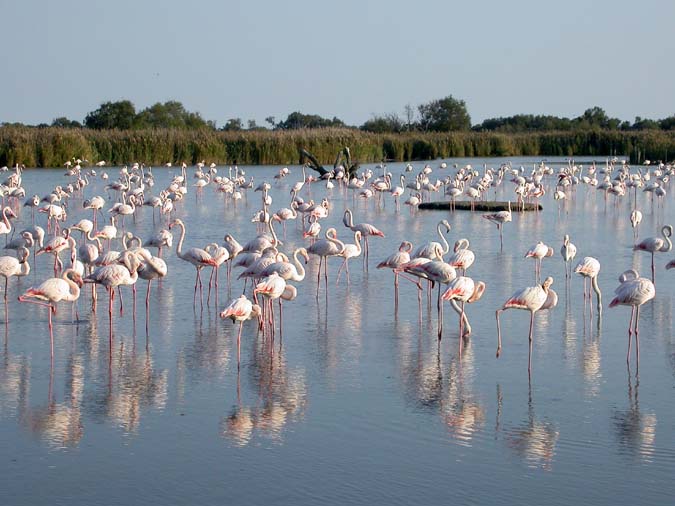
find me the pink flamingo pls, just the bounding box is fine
[482,201,512,252]
[447,238,475,275]
[412,220,451,260]
[442,276,486,341]
[560,235,577,279]
[254,272,287,337]
[134,249,168,313]
[609,269,655,368]
[37,230,74,276]
[0,246,30,305]
[0,206,18,246]
[634,225,672,283]
[169,218,218,307]
[18,268,83,357]
[377,241,418,310]
[574,257,602,316]
[342,208,384,265]
[336,230,362,285]
[307,228,344,298]
[220,295,262,369]
[496,276,557,375]
[525,242,554,283]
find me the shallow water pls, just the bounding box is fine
[2,157,674,505]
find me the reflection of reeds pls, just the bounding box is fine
[3,126,673,167]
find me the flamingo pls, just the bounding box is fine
[496,276,557,375]
[83,195,105,228]
[0,206,17,245]
[525,242,554,283]
[204,243,229,303]
[254,272,287,337]
[85,250,141,337]
[143,228,173,258]
[223,234,243,285]
[441,276,486,343]
[447,238,475,275]
[169,218,218,307]
[0,246,30,305]
[37,230,74,276]
[482,201,512,252]
[4,230,34,252]
[336,230,362,285]
[18,268,83,357]
[634,225,673,283]
[560,234,577,279]
[220,295,262,369]
[134,248,168,312]
[377,241,418,310]
[574,256,602,316]
[609,269,655,368]
[629,210,642,245]
[95,216,118,251]
[257,247,309,282]
[413,219,451,260]
[342,208,384,265]
[307,228,344,298]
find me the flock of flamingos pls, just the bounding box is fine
[0,157,673,376]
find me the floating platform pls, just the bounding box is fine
[418,201,542,212]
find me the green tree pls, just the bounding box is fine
[222,118,243,131]
[417,95,471,131]
[277,111,346,130]
[361,113,404,133]
[135,101,211,129]
[84,100,137,129]
[51,117,82,128]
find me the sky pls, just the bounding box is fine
[2,0,674,128]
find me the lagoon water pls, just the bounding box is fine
[2,157,675,505]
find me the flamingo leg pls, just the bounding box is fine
[496,309,503,357]
[627,305,635,364]
[528,311,535,376]
[237,321,243,370]
[635,306,641,370]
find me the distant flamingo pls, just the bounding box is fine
[609,269,655,367]
[496,276,557,375]
[574,256,602,316]
[220,295,262,369]
[482,201,512,252]
[18,268,83,357]
[169,218,218,307]
[560,234,577,279]
[634,225,672,283]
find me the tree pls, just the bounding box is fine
[360,113,404,133]
[574,106,620,130]
[417,95,471,132]
[276,111,346,130]
[265,116,277,129]
[221,118,243,131]
[134,101,211,129]
[51,117,82,128]
[404,104,416,131]
[84,100,136,129]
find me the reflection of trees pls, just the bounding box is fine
[496,384,559,470]
[612,376,656,462]
[220,336,306,446]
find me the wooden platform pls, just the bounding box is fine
[418,201,542,212]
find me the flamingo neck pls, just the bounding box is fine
[293,250,305,281]
[175,222,186,257]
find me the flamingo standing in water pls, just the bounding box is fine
[220,295,262,369]
[609,269,655,368]
[307,228,344,298]
[18,268,83,357]
[169,218,218,307]
[525,242,554,283]
[0,246,30,306]
[254,272,287,337]
[342,208,384,265]
[377,241,417,311]
[336,230,362,285]
[442,276,486,345]
[634,225,672,284]
[560,234,577,280]
[629,210,642,245]
[0,206,18,246]
[482,201,512,252]
[134,249,168,313]
[413,219,450,260]
[496,276,557,375]
[574,257,602,316]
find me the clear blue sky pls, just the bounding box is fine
[2,0,674,127]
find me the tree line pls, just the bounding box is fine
[5,96,674,135]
